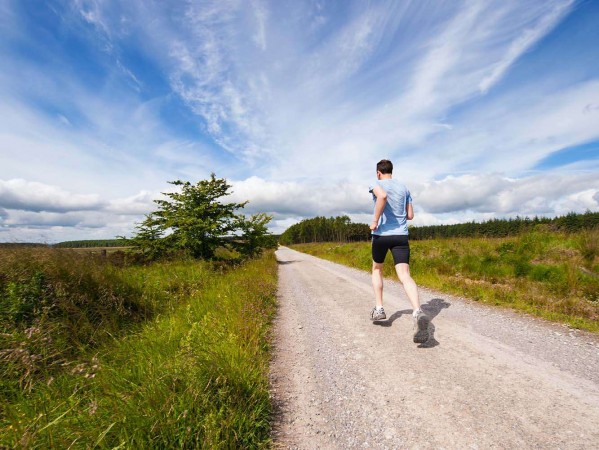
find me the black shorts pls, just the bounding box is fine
[371,234,410,265]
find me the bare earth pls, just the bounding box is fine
[270,246,599,449]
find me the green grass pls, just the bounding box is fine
[290,229,599,333]
[1,247,277,448]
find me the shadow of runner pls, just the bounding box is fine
[421,298,451,320]
[418,298,451,348]
[372,298,451,348]
[373,309,412,327]
[277,260,298,265]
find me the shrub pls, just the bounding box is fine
[0,248,161,393]
[578,228,599,265]
[128,175,275,261]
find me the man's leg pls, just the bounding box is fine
[372,261,385,308]
[370,237,387,320]
[394,263,420,310]
[396,263,430,343]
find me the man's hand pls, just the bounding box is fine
[370,220,378,231]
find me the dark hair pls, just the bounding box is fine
[376,159,393,174]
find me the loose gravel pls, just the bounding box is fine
[269,246,599,449]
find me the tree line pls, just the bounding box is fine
[279,211,598,245]
[279,216,371,245]
[409,211,599,240]
[53,239,128,248]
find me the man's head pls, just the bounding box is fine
[376,160,393,178]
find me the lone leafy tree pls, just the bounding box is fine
[129,174,275,260]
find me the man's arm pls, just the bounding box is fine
[406,202,414,220]
[370,185,387,231]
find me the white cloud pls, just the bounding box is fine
[231,172,598,227]
[163,0,275,163]
[414,175,509,214]
[414,172,599,216]
[106,190,159,215]
[0,178,162,241]
[229,176,368,218]
[269,217,301,235]
[0,169,595,243]
[0,179,104,213]
[3,210,91,228]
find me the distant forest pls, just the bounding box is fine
[409,211,598,240]
[53,239,129,248]
[279,216,371,245]
[279,211,599,245]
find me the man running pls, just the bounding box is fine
[369,159,430,343]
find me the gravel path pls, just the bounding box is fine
[269,246,599,449]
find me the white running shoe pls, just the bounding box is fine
[370,307,386,321]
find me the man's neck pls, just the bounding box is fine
[379,174,392,180]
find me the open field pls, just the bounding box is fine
[67,246,132,252]
[290,229,599,332]
[0,247,277,448]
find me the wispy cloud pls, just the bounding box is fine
[420,79,599,177]
[478,1,574,93]
[252,0,268,51]
[249,0,584,183]
[163,0,274,163]
[1,0,597,241]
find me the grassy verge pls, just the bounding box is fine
[1,248,277,448]
[290,229,599,333]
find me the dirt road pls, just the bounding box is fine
[270,246,599,449]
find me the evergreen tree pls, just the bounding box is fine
[129,175,274,260]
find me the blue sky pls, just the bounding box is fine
[0,0,598,242]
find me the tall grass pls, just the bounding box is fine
[291,229,599,332]
[0,247,277,448]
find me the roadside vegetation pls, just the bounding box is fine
[291,228,599,332]
[128,175,277,261]
[1,175,278,448]
[0,246,277,448]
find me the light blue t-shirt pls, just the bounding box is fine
[369,179,412,236]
